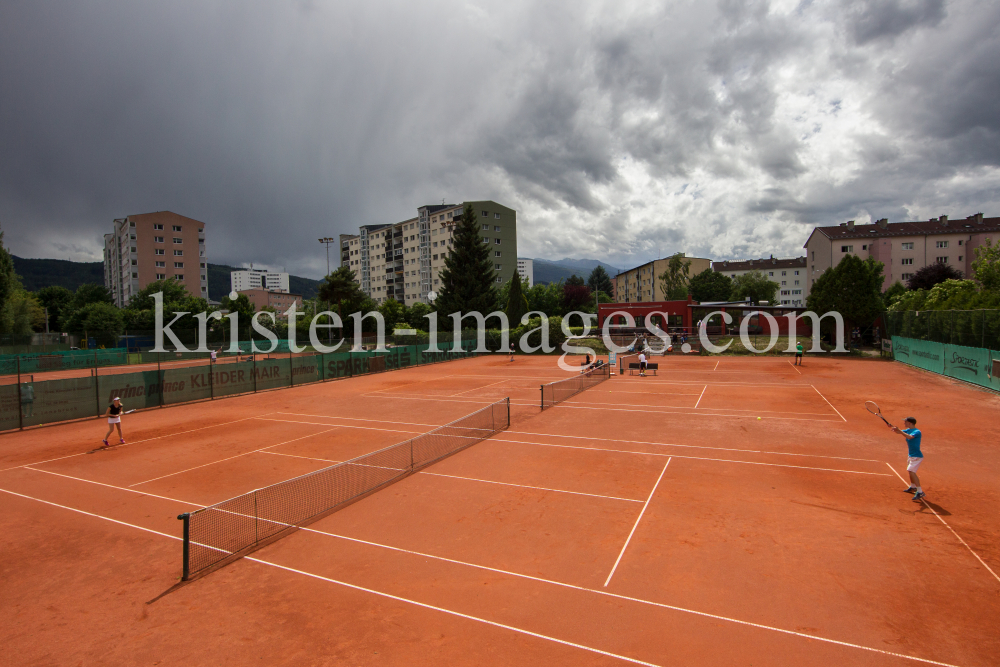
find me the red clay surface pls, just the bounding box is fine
[2,353,999,666]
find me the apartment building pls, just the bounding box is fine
[612,255,711,303]
[340,201,518,305]
[517,258,534,287]
[712,256,808,306]
[231,266,290,293]
[103,211,208,308]
[237,289,302,316]
[804,214,999,290]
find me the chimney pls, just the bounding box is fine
[877,218,889,229]
[940,215,948,226]
[972,212,984,225]
[846,220,855,230]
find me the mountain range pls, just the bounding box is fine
[530,258,622,285]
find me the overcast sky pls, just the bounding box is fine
[2,0,998,277]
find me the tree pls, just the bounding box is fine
[434,204,498,316]
[317,266,367,321]
[118,279,210,334]
[0,229,16,316]
[379,298,407,332]
[971,236,999,292]
[406,302,433,330]
[687,268,732,302]
[525,281,564,317]
[566,274,585,287]
[658,253,692,299]
[806,255,884,328]
[883,280,908,307]
[220,292,256,323]
[731,270,779,305]
[63,302,124,347]
[587,266,614,296]
[1,290,45,335]
[906,262,962,291]
[35,285,73,331]
[504,273,529,326]
[563,282,592,312]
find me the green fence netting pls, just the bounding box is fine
[891,336,1000,392]
[2,343,483,431]
[885,310,1000,350]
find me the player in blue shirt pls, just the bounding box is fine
[891,417,925,500]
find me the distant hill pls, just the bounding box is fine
[12,256,105,292]
[13,256,322,301]
[531,258,622,285]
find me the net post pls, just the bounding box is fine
[289,349,293,387]
[506,397,510,428]
[178,513,190,580]
[158,353,163,408]
[94,351,101,416]
[253,350,257,393]
[539,384,543,411]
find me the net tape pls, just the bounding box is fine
[182,398,509,579]
[540,363,611,410]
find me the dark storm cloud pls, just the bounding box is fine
[1,0,999,274]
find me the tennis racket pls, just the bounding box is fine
[122,409,136,415]
[864,401,894,428]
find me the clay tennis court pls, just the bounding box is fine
[2,353,998,666]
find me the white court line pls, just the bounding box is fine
[22,466,203,506]
[788,360,801,375]
[255,417,424,434]
[246,558,663,667]
[492,439,892,476]
[505,430,883,462]
[0,477,964,666]
[261,451,341,464]
[604,459,671,587]
[607,390,704,396]
[885,463,1000,585]
[613,379,811,387]
[301,529,960,667]
[1,413,276,474]
[565,399,835,418]
[811,385,847,422]
[450,379,511,397]
[419,471,644,504]
[275,412,440,428]
[550,404,842,422]
[693,386,707,409]
[714,360,720,371]
[127,428,339,487]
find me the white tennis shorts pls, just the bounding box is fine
[108,416,121,424]
[906,456,923,472]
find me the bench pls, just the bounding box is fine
[628,362,658,376]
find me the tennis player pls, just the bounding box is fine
[509,342,515,362]
[101,397,126,448]
[795,341,803,365]
[638,351,647,377]
[891,417,925,500]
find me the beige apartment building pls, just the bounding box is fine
[612,254,711,302]
[340,201,518,305]
[804,214,1000,291]
[237,289,302,317]
[712,256,808,306]
[103,211,209,308]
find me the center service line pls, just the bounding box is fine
[604,458,671,587]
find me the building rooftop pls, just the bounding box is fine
[807,214,999,243]
[713,256,806,271]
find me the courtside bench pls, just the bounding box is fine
[628,362,658,376]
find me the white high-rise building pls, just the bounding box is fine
[516,258,533,287]
[231,266,290,293]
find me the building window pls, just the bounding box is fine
[172,225,182,232]
[482,211,489,217]
[155,249,164,255]
[781,271,786,276]
[433,254,438,260]
[153,224,163,230]
[494,225,501,231]
[495,238,501,244]
[768,271,774,276]
[841,245,853,252]
[155,236,164,243]
[936,240,948,248]
[958,240,963,246]
[131,259,137,265]
[495,264,502,270]
[156,261,165,268]
[862,245,867,250]
[958,255,963,262]
[901,258,913,265]
[901,273,913,280]
[174,250,183,256]
[482,238,490,244]
[174,262,184,268]
[810,251,815,260]
[936,256,948,264]
[173,237,182,244]
[794,270,799,275]
[156,273,166,280]
[781,281,786,286]
[482,224,490,230]
[902,242,914,250]
[495,251,501,257]
[496,276,503,283]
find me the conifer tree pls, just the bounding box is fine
[435,204,499,316]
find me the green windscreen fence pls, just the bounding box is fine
[2,343,482,431]
[891,336,1000,392]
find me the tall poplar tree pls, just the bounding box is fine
[435,204,498,316]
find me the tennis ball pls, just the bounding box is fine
[757,417,762,420]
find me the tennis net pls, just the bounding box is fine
[178,397,510,580]
[540,363,611,410]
